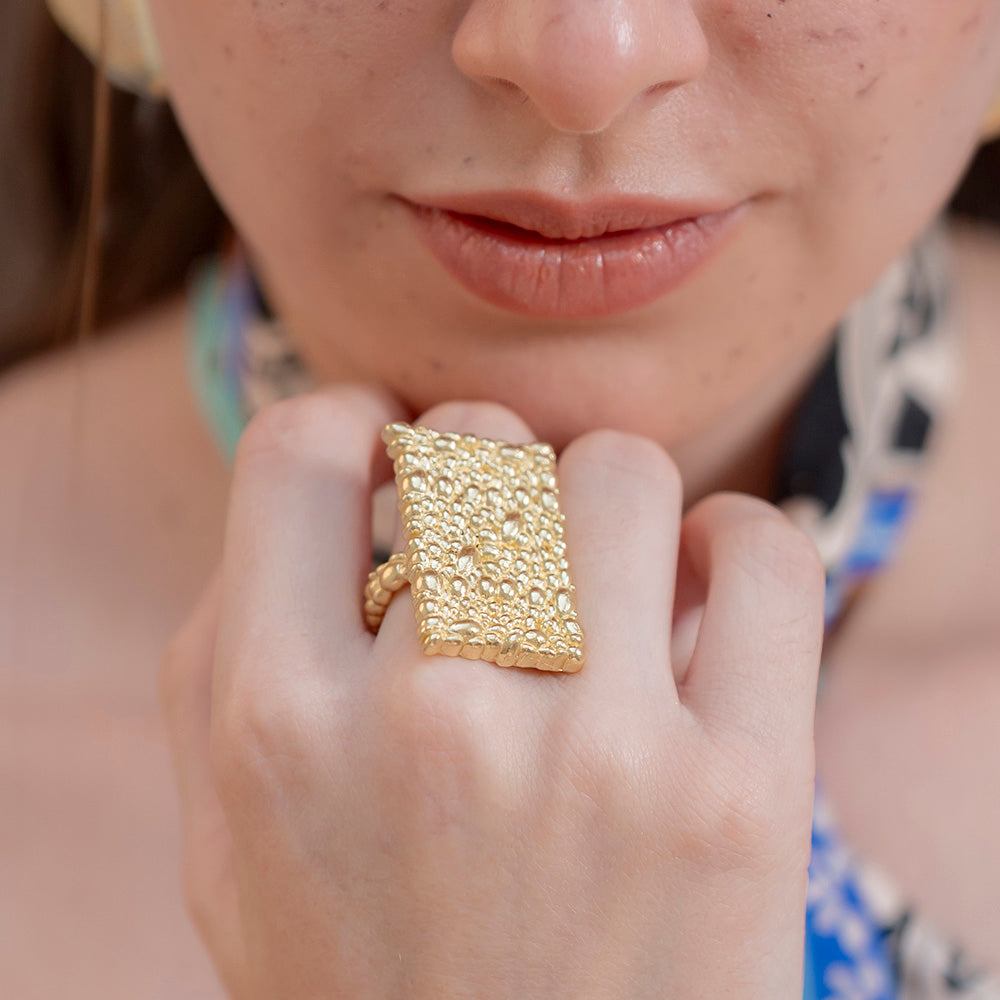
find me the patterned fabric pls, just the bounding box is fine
[187,234,312,464]
[185,221,996,998]
[772,234,960,639]
[806,785,1000,1000]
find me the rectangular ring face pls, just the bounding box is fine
[382,422,585,672]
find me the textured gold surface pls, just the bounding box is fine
[363,422,585,672]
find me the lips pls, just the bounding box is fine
[398,191,747,319]
[406,191,732,240]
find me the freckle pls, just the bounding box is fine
[728,345,745,361]
[855,73,881,98]
[223,44,234,59]
[960,11,982,34]
[463,155,475,167]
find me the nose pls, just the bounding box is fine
[452,0,709,134]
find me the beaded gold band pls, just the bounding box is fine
[363,553,410,633]
[362,422,586,672]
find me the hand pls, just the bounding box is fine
[160,383,826,999]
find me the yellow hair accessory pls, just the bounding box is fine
[45,0,165,98]
[982,93,1000,144]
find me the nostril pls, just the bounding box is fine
[482,76,530,104]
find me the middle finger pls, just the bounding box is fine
[556,428,682,712]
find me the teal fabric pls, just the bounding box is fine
[186,255,245,463]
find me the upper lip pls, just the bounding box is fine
[399,191,737,241]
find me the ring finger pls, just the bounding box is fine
[373,400,540,663]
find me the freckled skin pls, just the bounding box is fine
[148,0,1000,498]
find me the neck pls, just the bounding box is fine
[671,330,835,512]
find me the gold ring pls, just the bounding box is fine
[363,422,585,672]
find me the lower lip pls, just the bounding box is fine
[402,199,747,320]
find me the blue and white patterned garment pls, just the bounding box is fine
[185,219,998,999]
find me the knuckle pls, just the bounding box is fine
[378,662,504,810]
[700,724,815,854]
[725,506,826,593]
[571,428,683,498]
[713,770,811,874]
[233,388,372,473]
[419,399,530,434]
[210,682,314,800]
[708,789,785,872]
[546,708,664,829]
[712,759,782,845]
[384,660,487,760]
[679,750,793,872]
[564,737,642,821]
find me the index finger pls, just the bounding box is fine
[213,382,409,710]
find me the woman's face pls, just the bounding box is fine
[150,0,1000,472]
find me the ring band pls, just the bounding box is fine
[363,422,586,672]
[363,552,409,634]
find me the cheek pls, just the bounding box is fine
[715,0,998,119]
[154,0,446,115]
[149,1,403,247]
[828,0,1000,208]
[149,1,451,197]
[715,0,1000,231]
